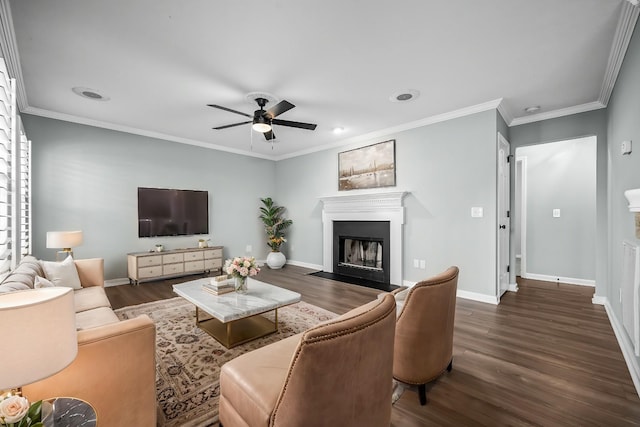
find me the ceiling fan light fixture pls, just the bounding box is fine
[252,116,271,133]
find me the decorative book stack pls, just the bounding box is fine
[202,275,235,295]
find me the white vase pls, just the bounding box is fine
[266,251,286,269]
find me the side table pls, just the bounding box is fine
[42,397,97,427]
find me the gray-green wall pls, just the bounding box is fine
[606,18,640,380]
[509,109,608,296]
[276,110,500,298]
[516,137,597,281]
[24,115,276,279]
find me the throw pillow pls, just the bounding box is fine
[34,275,55,288]
[41,255,82,290]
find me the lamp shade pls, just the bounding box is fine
[0,287,78,389]
[46,231,83,249]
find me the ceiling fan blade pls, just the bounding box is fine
[207,104,252,118]
[265,100,295,119]
[213,120,251,130]
[264,129,276,140]
[272,118,317,130]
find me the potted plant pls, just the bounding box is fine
[259,197,292,269]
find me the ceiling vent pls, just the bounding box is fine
[72,87,110,101]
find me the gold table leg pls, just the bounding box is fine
[195,307,280,348]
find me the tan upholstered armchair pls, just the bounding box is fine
[393,266,459,405]
[219,294,397,427]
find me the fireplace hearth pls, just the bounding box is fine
[320,191,407,287]
[333,221,390,284]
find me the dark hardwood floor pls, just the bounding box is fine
[105,266,640,426]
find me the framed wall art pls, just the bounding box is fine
[338,140,396,191]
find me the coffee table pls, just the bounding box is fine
[173,277,301,348]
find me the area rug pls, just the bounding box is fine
[115,297,337,427]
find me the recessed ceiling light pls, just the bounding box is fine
[333,127,344,134]
[524,105,541,113]
[389,89,420,103]
[72,87,110,101]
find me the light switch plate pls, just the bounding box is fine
[471,207,483,218]
[553,209,561,218]
[622,140,632,155]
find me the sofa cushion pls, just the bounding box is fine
[34,276,55,288]
[0,255,45,293]
[74,286,112,313]
[75,307,120,330]
[41,256,82,290]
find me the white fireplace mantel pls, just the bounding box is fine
[319,191,407,285]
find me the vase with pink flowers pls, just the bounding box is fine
[223,256,260,294]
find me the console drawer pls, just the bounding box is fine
[184,251,204,261]
[205,258,222,270]
[162,253,184,264]
[138,266,162,279]
[138,255,162,267]
[184,260,205,272]
[163,263,184,275]
[204,249,222,259]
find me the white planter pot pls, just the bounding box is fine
[266,251,286,269]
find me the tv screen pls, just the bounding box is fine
[138,187,209,237]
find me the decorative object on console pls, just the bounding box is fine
[198,239,209,248]
[338,139,396,191]
[0,287,78,426]
[45,231,83,261]
[223,256,259,294]
[155,244,164,252]
[259,197,292,269]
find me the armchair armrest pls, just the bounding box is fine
[74,258,104,288]
[23,315,157,427]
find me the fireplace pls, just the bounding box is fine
[333,221,390,284]
[320,191,407,286]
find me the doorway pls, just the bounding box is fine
[515,136,597,286]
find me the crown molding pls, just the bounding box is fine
[273,99,504,161]
[496,100,514,126]
[510,101,606,126]
[0,0,27,111]
[22,106,276,160]
[599,0,640,106]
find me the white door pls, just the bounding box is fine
[497,133,511,297]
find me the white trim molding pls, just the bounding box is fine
[603,298,640,397]
[599,1,640,106]
[286,259,324,271]
[522,273,595,287]
[320,191,407,286]
[457,289,500,305]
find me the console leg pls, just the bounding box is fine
[418,384,427,405]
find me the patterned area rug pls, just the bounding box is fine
[115,297,337,427]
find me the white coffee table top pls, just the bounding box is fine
[173,277,301,323]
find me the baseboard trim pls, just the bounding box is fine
[104,278,129,287]
[592,295,607,305]
[522,273,595,287]
[602,298,640,397]
[285,259,324,271]
[457,290,499,305]
[508,283,519,292]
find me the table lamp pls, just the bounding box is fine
[46,231,83,261]
[0,287,78,395]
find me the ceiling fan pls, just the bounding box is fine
[208,97,317,140]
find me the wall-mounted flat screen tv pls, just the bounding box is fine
[138,187,209,237]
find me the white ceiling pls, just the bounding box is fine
[4,0,637,159]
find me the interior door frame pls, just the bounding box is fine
[516,156,528,278]
[497,132,511,298]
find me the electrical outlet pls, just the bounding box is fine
[245,245,252,254]
[620,288,623,303]
[553,209,561,218]
[413,259,419,268]
[419,260,426,269]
